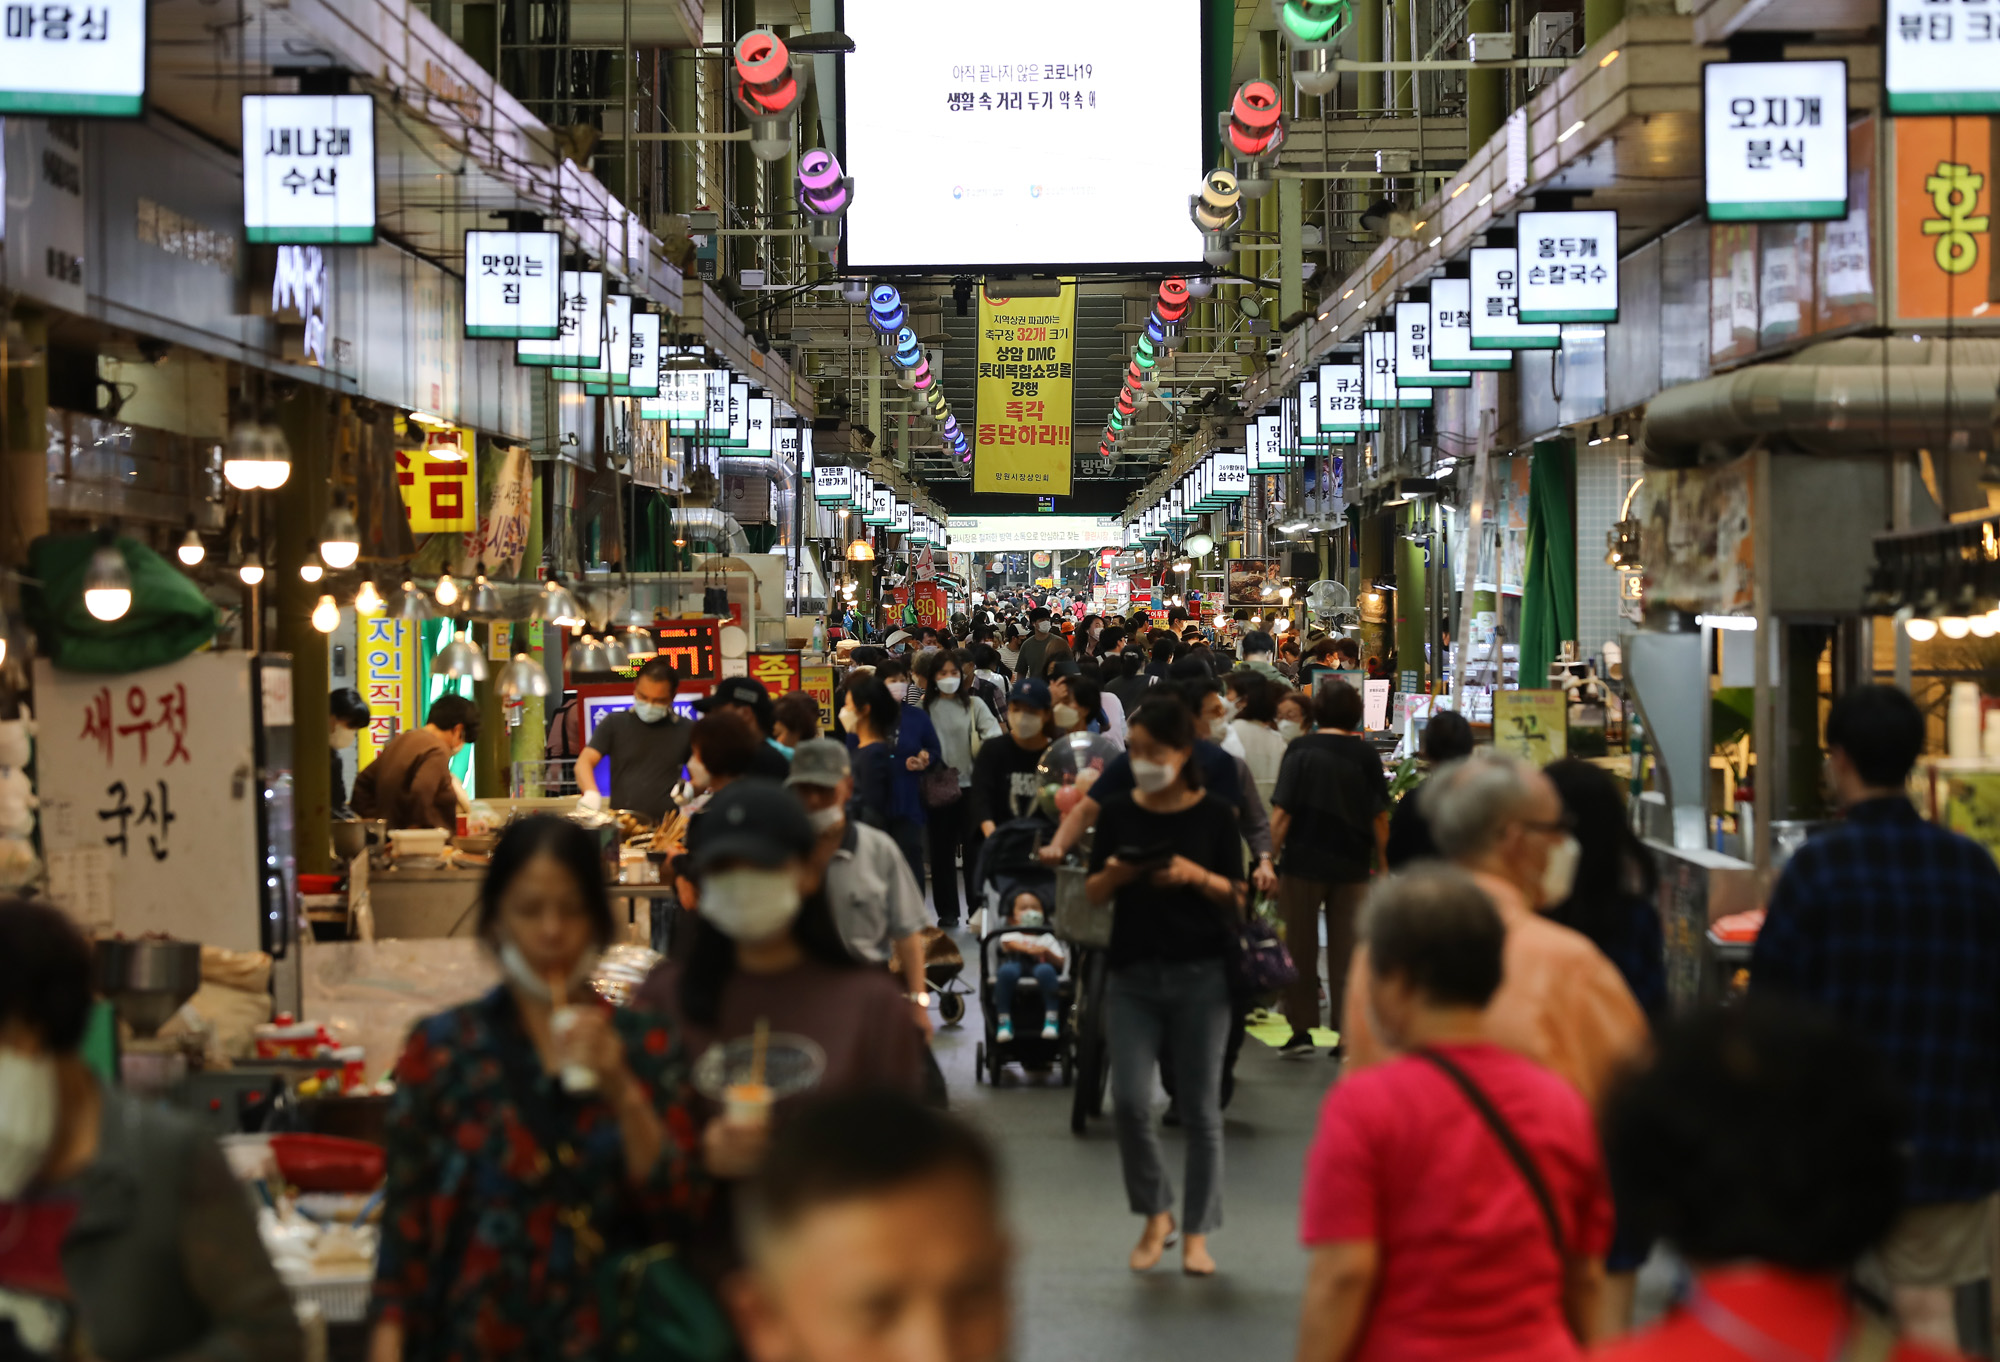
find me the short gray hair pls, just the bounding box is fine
[1420,750,1539,861]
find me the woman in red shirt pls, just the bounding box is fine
[1595,1004,1954,1362]
[1295,866,1612,1362]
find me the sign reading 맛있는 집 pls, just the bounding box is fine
[975,282,1075,497]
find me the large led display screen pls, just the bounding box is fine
[840,0,1207,271]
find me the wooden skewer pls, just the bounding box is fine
[750,1016,770,1088]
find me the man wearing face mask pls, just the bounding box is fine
[577,658,692,821]
[786,740,932,1027]
[0,899,303,1362]
[970,679,1057,838]
[1337,750,1647,1115]
[1013,607,1072,681]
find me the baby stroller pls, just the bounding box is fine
[970,816,1074,1085]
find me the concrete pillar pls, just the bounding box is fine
[1356,0,1384,114]
[1395,503,1428,690]
[510,470,548,791]
[669,49,699,216]
[732,0,762,279]
[1585,0,1625,48]
[275,390,332,875]
[1,310,47,570]
[1279,177,1304,323]
[1390,0,1412,115]
[1466,0,1506,151]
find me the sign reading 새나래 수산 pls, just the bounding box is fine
[1703,61,1848,222]
[241,94,377,244]
[975,282,1075,497]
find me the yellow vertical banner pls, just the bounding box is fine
[395,418,479,533]
[974,281,1074,497]
[357,618,420,765]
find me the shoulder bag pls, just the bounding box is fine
[922,761,963,807]
[1415,1046,1591,1344]
[1225,895,1298,998]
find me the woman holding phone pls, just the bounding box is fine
[1085,696,1246,1280]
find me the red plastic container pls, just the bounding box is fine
[270,1133,386,1192]
[296,873,343,896]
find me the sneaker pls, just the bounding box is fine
[1041,1019,1060,1041]
[1278,1032,1316,1059]
[995,1019,1014,1043]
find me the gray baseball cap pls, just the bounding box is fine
[784,737,852,789]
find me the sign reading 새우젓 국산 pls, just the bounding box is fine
[975,282,1075,497]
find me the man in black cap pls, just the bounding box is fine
[695,676,792,781]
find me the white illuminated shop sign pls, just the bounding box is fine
[867,487,895,525]
[1430,278,1509,372]
[242,94,377,244]
[1887,0,2000,112]
[517,270,603,367]
[0,0,144,116]
[1469,246,1560,350]
[1318,363,1378,432]
[1254,414,1285,471]
[1396,299,1466,389]
[580,294,633,391]
[895,500,914,534]
[746,397,774,454]
[623,312,661,396]
[1213,449,1248,499]
[1515,211,1619,324]
[463,231,560,339]
[1704,61,1848,222]
[813,463,854,505]
[1365,329,1429,408]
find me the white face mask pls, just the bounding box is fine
[688,755,712,790]
[331,725,358,750]
[1219,698,1239,722]
[1540,834,1582,906]
[1277,719,1303,741]
[936,676,961,695]
[1015,908,1045,929]
[1035,620,1052,634]
[498,940,600,1004]
[702,868,803,942]
[0,1050,57,1198]
[1205,717,1232,743]
[806,804,844,834]
[840,706,861,734]
[1053,703,1082,730]
[886,681,910,700]
[633,700,670,724]
[1130,758,1178,794]
[1009,711,1044,740]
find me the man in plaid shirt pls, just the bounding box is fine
[1752,684,2000,1351]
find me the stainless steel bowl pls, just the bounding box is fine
[331,819,387,860]
[93,938,202,1038]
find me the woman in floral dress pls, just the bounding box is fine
[369,816,710,1362]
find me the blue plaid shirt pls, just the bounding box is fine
[1751,796,2000,1205]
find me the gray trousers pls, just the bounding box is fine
[1107,957,1232,1235]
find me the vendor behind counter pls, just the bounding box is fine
[352,695,480,831]
[577,658,693,822]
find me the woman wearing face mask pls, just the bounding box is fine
[372,817,708,1362]
[634,781,925,1101]
[1084,698,1246,1279]
[998,625,1024,674]
[969,678,1057,839]
[1226,673,1287,808]
[965,643,1011,721]
[922,651,1001,928]
[840,674,937,895]
[330,686,371,816]
[0,899,301,1362]
[1274,689,1313,745]
[1050,672,1113,743]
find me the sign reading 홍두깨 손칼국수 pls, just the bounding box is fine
[974,282,1076,497]
[0,0,144,115]
[1886,0,2000,112]
[1702,61,1849,222]
[1513,210,1620,324]
[241,94,378,244]
[463,231,562,339]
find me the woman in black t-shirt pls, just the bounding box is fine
[1085,697,1245,1280]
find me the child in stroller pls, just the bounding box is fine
[993,890,1068,1043]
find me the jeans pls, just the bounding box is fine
[995,958,1060,1021]
[926,797,981,924]
[1107,957,1231,1235]
[1278,876,1368,1040]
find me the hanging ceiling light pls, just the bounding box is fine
[353,580,385,615]
[300,553,325,583]
[222,415,291,490]
[434,635,489,681]
[570,633,612,673]
[470,574,506,619]
[435,572,460,608]
[239,539,266,586]
[497,653,551,700]
[311,594,341,633]
[621,609,656,660]
[397,580,438,622]
[83,532,132,622]
[846,538,876,561]
[176,524,205,567]
[318,500,361,570]
[538,578,587,628]
[601,634,630,671]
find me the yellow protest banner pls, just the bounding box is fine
[395,420,479,533]
[974,281,1074,497]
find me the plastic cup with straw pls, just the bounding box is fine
[724,1018,775,1128]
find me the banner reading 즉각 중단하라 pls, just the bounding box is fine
[975,282,1075,497]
